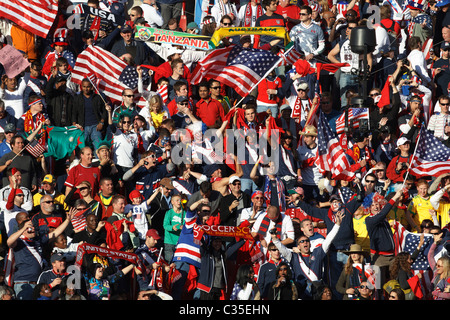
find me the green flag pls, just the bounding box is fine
[44,126,85,160]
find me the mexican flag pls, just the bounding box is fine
[44,126,85,160]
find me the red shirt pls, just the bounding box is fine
[275,5,301,31]
[256,77,282,104]
[194,98,225,127]
[64,163,101,197]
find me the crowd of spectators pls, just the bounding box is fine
[0,0,449,302]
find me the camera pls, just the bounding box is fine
[269,228,277,235]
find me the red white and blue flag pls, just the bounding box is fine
[335,108,369,135]
[0,0,58,39]
[315,110,355,180]
[190,45,281,97]
[409,126,450,177]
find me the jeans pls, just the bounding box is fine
[160,2,183,29]
[240,178,258,196]
[14,283,35,300]
[339,72,358,108]
[84,124,102,151]
[257,104,279,118]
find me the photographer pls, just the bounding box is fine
[386,137,413,184]
[398,95,424,146]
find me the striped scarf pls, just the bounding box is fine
[257,214,283,240]
[263,176,286,212]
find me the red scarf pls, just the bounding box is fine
[244,3,263,27]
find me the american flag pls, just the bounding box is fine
[409,126,450,177]
[0,0,58,39]
[25,137,47,158]
[278,46,303,66]
[190,45,281,97]
[72,45,128,104]
[423,38,434,61]
[71,208,88,232]
[315,110,355,180]
[335,108,369,135]
[392,221,435,298]
[407,9,432,37]
[158,84,169,104]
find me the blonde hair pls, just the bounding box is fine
[148,94,162,111]
[438,255,450,280]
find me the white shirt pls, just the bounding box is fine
[407,49,431,85]
[124,202,149,240]
[112,128,139,168]
[141,3,164,28]
[0,78,27,119]
[251,212,295,245]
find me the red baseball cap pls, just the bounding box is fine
[146,229,161,240]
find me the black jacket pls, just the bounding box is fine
[45,76,74,127]
[220,191,251,226]
[72,92,108,128]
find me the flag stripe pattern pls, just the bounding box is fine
[335,108,369,135]
[410,126,450,177]
[191,45,280,97]
[25,138,47,158]
[315,110,354,180]
[72,45,128,103]
[0,0,58,39]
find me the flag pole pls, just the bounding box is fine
[400,127,422,190]
[10,123,44,161]
[86,76,109,106]
[233,45,295,109]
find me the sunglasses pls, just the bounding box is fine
[300,13,309,15]
[298,239,310,243]
[284,136,293,140]
[441,103,450,106]
[179,102,189,105]
[222,23,231,26]
[211,86,220,90]
[232,182,241,186]
[360,285,369,289]
[79,187,89,191]
[366,180,376,183]
[369,93,380,97]
[43,200,54,204]
[122,120,131,124]
[270,248,279,251]
[123,94,134,97]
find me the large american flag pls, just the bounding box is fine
[409,126,450,177]
[190,45,281,97]
[0,0,58,39]
[393,221,435,298]
[72,45,129,104]
[315,110,355,180]
[335,108,369,135]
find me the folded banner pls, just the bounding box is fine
[135,26,212,51]
[199,224,253,240]
[75,243,142,269]
[209,27,291,48]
